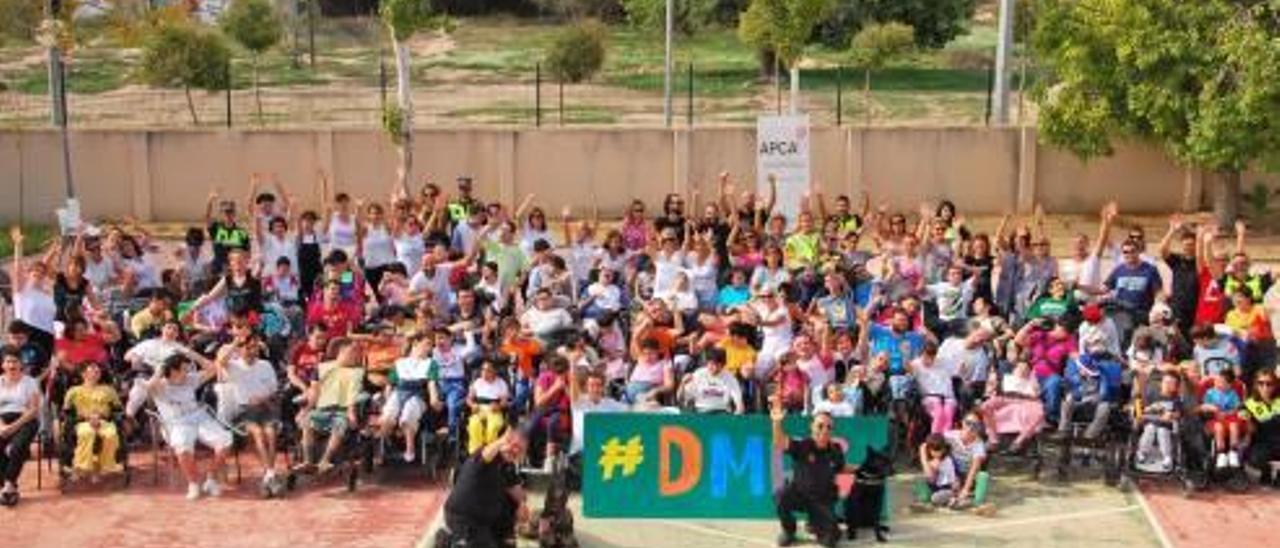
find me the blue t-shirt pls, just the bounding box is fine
[817,291,857,331]
[868,323,925,375]
[716,285,751,310]
[1105,262,1163,313]
[1204,387,1241,413]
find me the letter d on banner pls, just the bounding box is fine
[659,426,702,496]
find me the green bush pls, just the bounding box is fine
[544,20,608,83]
[622,0,717,35]
[221,0,283,54]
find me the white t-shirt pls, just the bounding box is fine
[571,396,627,453]
[914,359,957,399]
[125,338,181,370]
[586,283,622,311]
[1001,374,1038,398]
[0,375,39,415]
[395,234,426,276]
[152,372,204,423]
[327,214,358,254]
[471,376,510,402]
[362,226,397,268]
[84,256,116,293]
[522,307,573,337]
[225,358,278,405]
[409,264,455,315]
[812,398,855,417]
[936,337,991,384]
[259,232,299,274]
[14,286,56,334]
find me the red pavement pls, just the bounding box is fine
[1140,483,1280,547]
[0,452,446,548]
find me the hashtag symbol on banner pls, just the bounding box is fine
[598,435,644,481]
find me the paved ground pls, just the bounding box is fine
[2,452,446,548]
[1139,480,1280,548]
[502,468,1163,548]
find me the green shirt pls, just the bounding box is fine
[1027,295,1075,320]
[484,240,528,289]
[784,232,820,270]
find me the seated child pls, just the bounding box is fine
[916,434,960,509]
[1135,372,1183,473]
[1200,369,1245,469]
[466,360,511,453]
[62,362,123,478]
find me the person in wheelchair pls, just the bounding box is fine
[678,348,744,414]
[1134,372,1184,473]
[979,361,1044,454]
[1200,369,1246,470]
[146,346,233,500]
[1242,371,1280,487]
[378,335,439,463]
[217,337,283,493]
[297,338,365,474]
[61,361,124,480]
[466,358,511,454]
[1054,352,1124,441]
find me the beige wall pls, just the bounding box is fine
[0,127,1220,224]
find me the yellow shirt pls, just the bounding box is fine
[130,308,164,339]
[784,232,820,270]
[63,384,120,420]
[315,361,365,409]
[719,338,757,377]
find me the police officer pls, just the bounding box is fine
[772,397,847,547]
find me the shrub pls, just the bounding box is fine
[544,20,608,83]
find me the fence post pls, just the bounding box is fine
[558,79,564,126]
[307,0,316,69]
[535,63,541,128]
[686,62,693,127]
[836,65,842,126]
[984,60,995,126]
[379,50,387,113]
[225,59,232,128]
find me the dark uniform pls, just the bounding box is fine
[776,437,845,546]
[443,452,522,548]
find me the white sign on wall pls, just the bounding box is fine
[756,114,811,224]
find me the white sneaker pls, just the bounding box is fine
[186,483,202,501]
[1215,453,1228,469]
[404,451,415,463]
[1227,451,1240,468]
[1158,458,1173,472]
[202,478,222,498]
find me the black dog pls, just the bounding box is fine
[535,465,578,548]
[844,446,892,542]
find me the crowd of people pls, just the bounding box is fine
[1,170,1279,546]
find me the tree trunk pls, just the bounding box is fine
[184,84,199,125]
[789,65,800,115]
[863,67,871,126]
[392,37,413,198]
[758,48,777,80]
[1214,170,1241,229]
[253,54,263,124]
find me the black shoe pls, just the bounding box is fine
[0,491,17,507]
[817,533,839,548]
[776,531,797,547]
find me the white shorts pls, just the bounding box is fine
[381,393,425,428]
[166,411,233,454]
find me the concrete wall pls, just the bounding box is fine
[0,127,1218,224]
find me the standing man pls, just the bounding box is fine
[772,400,846,547]
[205,189,251,276]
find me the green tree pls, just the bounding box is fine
[221,0,283,124]
[1032,0,1280,226]
[816,0,975,49]
[850,22,913,124]
[381,0,450,197]
[0,0,42,43]
[140,20,231,125]
[545,19,609,83]
[621,0,717,35]
[738,0,832,111]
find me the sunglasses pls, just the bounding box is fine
[1259,381,1275,387]
[815,423,833,431]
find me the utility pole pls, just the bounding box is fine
[47,0,75,201]
[992,0,1015,125]
[662,0,673,127]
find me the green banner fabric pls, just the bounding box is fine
[582,413,890,519]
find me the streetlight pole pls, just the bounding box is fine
[663,0,672,127]
[992,0,1015,125]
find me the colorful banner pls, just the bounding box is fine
[582,413,889,519]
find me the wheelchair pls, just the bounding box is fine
[284,392,376,493]
[55,406,132,493]
[369,388,453,483]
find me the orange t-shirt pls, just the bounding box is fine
[502,338,542,378]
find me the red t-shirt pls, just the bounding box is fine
[55,333,109,366]
[289,343,325,382]
[1195,266,1228,325]
[305,300,361,337]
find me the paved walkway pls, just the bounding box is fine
[1139,481,1280,548]
[3,453,446,548]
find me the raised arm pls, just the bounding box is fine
[764,174,778,215]
[272,173,293,219]
[1032,203,1047,241]
[205,188,220,226]
[8,226,25,289]
[1234,219,1247,255]
[1093,201,1117,258]
[770,395,789,451]
[513,194,536,224]
[718,171,733,214]
[560,206,574,245]
[1157,213,1182,260]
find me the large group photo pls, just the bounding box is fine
[4,1,1280,548]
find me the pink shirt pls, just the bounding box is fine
[629,359,671,385]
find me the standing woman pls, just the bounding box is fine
[0,346,40,506]
[9,227,57,358]
[520,207,556,256]
[963,233,996,311]
[186,249,264,321]
[359,202,398,294]
[687,229,721,312]
[620,200,651,253]
[393,210,427,279]
[320,172,359,260]
[55,244,101,323]
[256,215,299,279]
[296,210,325,300]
